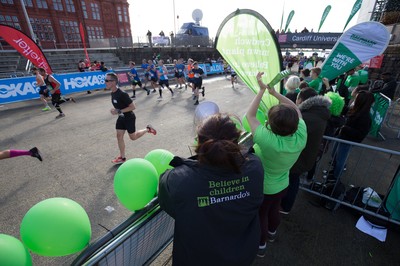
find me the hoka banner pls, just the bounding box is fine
[215,9,283,112]
[0,25,53,74]
[321,22,390,81]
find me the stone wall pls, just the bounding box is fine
[113,47,221,64]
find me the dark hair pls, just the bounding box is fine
[301,68,310,77]
[297,87,317,102]
[299,81,309,89]
[268,104,299,136]
[381,72,391,76]
[348,91,375,117]
[195,114,244,173]
[311,67,321,76]
[106,72,118,82]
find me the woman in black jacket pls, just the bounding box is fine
[158,114,264,266]
[332,90,375,181]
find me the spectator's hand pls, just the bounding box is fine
[322,77,330,86]
[110,108,118,115]
[256,72,275,94]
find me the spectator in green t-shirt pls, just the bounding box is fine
[246,72,307,257]
[344,68,360,94]
[308,67,323,94]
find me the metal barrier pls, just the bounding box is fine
[72,198,174,266]
[385,97,400,138]
[300,136,400,225]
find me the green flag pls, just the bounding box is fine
[284,10,295,33]
[343,0,363,31]
[321,22,390,81]
[280,1,285,31]
[369,93,390,138]
[215,9,283,112]
[318,5,331,32]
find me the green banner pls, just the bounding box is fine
[343,0,363,31]
[321,22,390,81]
[369,93,390,138]
[318,5,331,32]
[284,10,295,33]
[385,165,400,221]
[215,9,283,112]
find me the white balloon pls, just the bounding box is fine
[194,101,220,125]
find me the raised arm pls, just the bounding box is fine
[246,72,302,134]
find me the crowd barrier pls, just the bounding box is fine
[300,136,400,225]
[0,63,224,105]
[71,131,400,265]
[385,96,400,139]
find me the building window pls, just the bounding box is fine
[65,0,75,12]
[23,0,33,7]
[0,15,21,29]
[60,20,80,42]
[52,0,63,11]
[117,6,122,22]
[36,0,48,9]
[90,3,100,20]
[87,26,103,39]
[81,1,87,18]
[125,28,130,37]
[120,28,125,37]
[123,6,128,23]
[0,0,14,4]
[29,17,54,41]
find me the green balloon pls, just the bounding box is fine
[242,109,266,132]
[144,149,174,177]
[114,158,158,211]
[20,198,91,257]
[0,234,32,266]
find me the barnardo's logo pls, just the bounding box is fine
[197,176,251,207]
[349,34,377,47]
[63,74,105,90]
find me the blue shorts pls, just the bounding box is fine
[39,85,49,97]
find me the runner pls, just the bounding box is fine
[156,60,174,101]
[32,67,51,111]
[141,59,150,88]
[128,61,150,99]
[191,61,205,105]
[186,58,195,91]
[175,58,186,89]
[148,60,158,93]
[0,147,42,161]
[39,68,76,119]
[107,72,157,164]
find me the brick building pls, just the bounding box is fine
[0,0,131,49]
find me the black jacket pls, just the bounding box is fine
[371,78,397,100]
[159,153,264,266]
[291,96,331,174]
[339,111,372,143]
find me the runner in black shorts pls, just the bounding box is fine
[107,72,157,164]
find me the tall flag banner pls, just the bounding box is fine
[321,22,390,81]
[79,23,90,64]
[0,25,53,74]
[318,5,331,32]
[343,0,363,31]
[215,9,283,112]
[284,10,295,33]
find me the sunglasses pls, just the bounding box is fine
[105,79,116,82]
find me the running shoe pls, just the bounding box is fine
[146,124,157,135]
[70,97,76,103]
[157,96,163,101]
[112,156,126,164]
[55,113,65,119]
[42,106,51,111]
[267,231,277,243]
[201,87,205,97]
[171,92,175,98]
[152,89,157,93]
[175,84,179,88]
[257,243,267,258]
[194,100,199,105]
[147,89,150,96]
[131,95,136,99]
[29,147,43,162]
